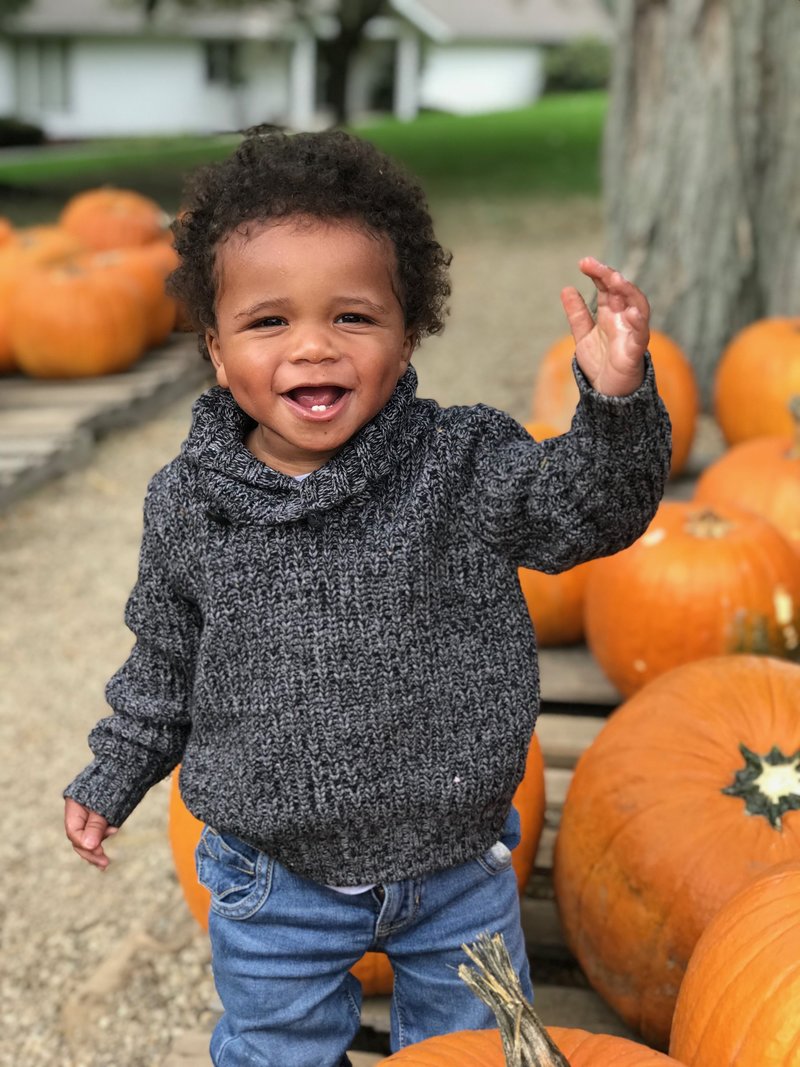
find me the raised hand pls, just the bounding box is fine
[65,797,118,869]
[560,257,650,397]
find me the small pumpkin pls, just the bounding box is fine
[169,734,547,997]
[714,317,800,445]
[670,860,800,1066]
[554,655,800,1047]
[60,186,169,251]
[383,932,684,1065]
[0,225,84,372]
[693,396,800,556]
[10,259,148,378]
[76,245,178,348]
[518,420,591,647]
[584,499,800,696]
[530,330,699,477]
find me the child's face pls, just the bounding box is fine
[206,217,414,475]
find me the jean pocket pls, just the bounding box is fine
[476,839,514,877]
[196,827,273,920]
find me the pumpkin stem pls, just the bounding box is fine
[722,743,800,829]
[684,507,734,538]
[458,933,571,1067]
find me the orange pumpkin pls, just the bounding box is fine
[554,655,800,1048]
[693,396,800,556]
[518,561,592,647]
[169,734,547,996]
[383,1026,684,1065]
[584,499,800,696]
[76,245,178,348]
[60,187,168,251]
[518,420,591,647]
[0,225,84,372]
[10,259,148,378]
[714,317,800,445]
[531,330,699,476]
[670,861,800,1066]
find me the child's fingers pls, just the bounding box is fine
[560,286,595,345]
[578,258,650,318]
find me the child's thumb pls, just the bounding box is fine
[82,812,109,850]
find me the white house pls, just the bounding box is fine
[0,0,612,140]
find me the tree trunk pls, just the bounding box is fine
[603,0,800,402]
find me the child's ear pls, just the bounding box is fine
[401,330,415,369]
[205,330,229,389]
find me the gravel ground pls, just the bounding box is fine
[0,196,602,1067]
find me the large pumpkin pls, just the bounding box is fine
[60,186,169,251]
[714,317,800,444]
[554,655,800,1048]
[670,861,800,1066]
[0,225,84,373]
[169,733,547,996]
[9,259,148,378]
[584,499,800,696]
[382,1027,684,1065]
[383,929,684,1065]
[693,396,800,556]
[530,330,699,477]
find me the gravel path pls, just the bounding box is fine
[0,197,602,1067]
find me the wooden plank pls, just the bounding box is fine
[544,766,572,812]
[538,645,620,707]
[0,336,211,514]
[536,712,604,768]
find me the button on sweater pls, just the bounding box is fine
[65,360,671,885]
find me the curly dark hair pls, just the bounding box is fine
[169,126,452,360]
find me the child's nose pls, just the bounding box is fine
[289,326,339,363]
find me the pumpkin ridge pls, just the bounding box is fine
[626,815,738,1036]
[564,787,670,955]
[692,915,800,1064]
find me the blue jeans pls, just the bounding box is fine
[196,809,532,1067]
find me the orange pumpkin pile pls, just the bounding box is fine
[1,188,179,378]
[554,655,800,1048]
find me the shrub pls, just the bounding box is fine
[0,116,45,148]
[543,38,612,93]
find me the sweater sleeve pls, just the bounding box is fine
[63,472,199,826]
[467,354,672,571]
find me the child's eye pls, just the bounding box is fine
[336,312,373,325]
[251,316,286,328]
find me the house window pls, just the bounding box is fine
[205,41,242,87]
[14,38,71,114]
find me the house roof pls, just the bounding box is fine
[390,0,613,44]
[5,0,612,43]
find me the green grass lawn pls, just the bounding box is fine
[0,93,606,224]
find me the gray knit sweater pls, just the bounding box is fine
[65,360,670,884]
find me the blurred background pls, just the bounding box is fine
[1,2,799,1066]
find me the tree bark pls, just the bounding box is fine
[320,0,386,124]
[603,0,800,401]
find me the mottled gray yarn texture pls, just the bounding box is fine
[65,359,670,884]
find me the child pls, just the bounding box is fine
[64,128,671,1067]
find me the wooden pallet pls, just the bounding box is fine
[0,335,211,513]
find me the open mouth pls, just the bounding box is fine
[282,385,351,417]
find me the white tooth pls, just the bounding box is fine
[311,404,329,412]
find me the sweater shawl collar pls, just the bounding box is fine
[181,365,421,526]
